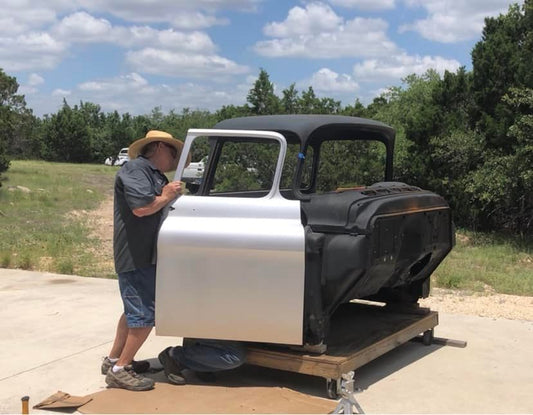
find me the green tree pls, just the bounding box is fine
[160,108,218,162]
[464,87,533,234]
[131,113,155,139]
[317,97,342,114]
[78,101,105,162]
[471,0,533,148]
[98,110,136,161]
[41,100,92,162]
[247,69,281,115]
[341,98,368,117]
[215,104,251,122]
[368,71,442,186]
[433,67,474,132]
[281,84,299,114]
[0,69,33,177]
[149,106,165,128]
[299,86,320,113]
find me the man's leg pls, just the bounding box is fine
[159,339,246,384]
[116,326,153,367]
[179,339,246,372]
[105,326,154,391]
[115,265,156,367]
[109,313,128,358]
[105,267,155,391]
[160,338,246,381]
[102,314,151,374]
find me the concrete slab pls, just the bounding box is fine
[0,269,180,414]
[1,268,532,414]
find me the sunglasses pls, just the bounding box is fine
[160,142,178,158]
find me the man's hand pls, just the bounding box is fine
[133,181,184,217]
[161,181,183,202]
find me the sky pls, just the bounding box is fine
[1,0,521,117]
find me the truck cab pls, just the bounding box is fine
[155,115,454,350]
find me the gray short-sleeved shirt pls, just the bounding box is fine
[113,156,169,273]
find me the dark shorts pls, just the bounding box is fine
[118,265,156,328]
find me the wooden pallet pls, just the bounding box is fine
[246,302,438,381]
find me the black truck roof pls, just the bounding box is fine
[214,114,395,148]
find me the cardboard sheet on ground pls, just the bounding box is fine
[78,382,335,414]
[33,391,92,409]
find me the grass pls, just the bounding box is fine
[0,160,117,278]
[1,160,532,296]
[433,230,533,296]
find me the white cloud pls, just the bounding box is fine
[75,0,260,28]
[51,12,217,52]
[124,28,216,52]
[52,88,71,96]
[0,7,59,36]
[20,73,45,95]
[255,3,397,58]
[28,73,45,86]
[307,68,359,92]
[400,0,516,43]
[170,12,229,30]
[18,86,37,95]
[52,15,212,50]
[52,12,112,42]
[353,53,461,82]
[79,73,149,92]
[0,0,259,36]
[126,48,249,78]
[264,3,343,37]
[2,9,237,76]
[30,72,250,116]
[0,32,66,71]
[328,0,396,11]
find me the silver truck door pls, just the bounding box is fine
[156,129,305,345]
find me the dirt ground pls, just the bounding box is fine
[87,197,533,322]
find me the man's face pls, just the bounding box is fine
[158,142,178,172]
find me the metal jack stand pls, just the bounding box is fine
[333,371,365,414]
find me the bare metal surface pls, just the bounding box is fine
[156,129,306,344]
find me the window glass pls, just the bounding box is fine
[281,144,313,190]
[212,141,278,194]
[315,140,386,193]
[174,137,209,190]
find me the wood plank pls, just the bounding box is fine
[338,311,438,374]
[247,303,439,380]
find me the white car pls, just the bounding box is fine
[181,156,206,184]
[114,148,130,166]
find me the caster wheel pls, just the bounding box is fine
[423,329,434,345]
[326,378,339,399]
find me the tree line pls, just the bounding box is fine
[0,1,532,235]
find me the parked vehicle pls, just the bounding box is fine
[156,115,454,350]
[114,148,130,166]
[182,156,207,185]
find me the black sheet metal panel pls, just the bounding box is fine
[211,115,454,347]
[301,182,453,345]
[214,114,395,147]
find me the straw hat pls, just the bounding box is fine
[128,130,189,165]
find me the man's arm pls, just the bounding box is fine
[132,181,183,217]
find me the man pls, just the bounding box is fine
[102,130,187,391]
[158,338,247,385]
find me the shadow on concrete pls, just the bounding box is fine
[141,339,442,400]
